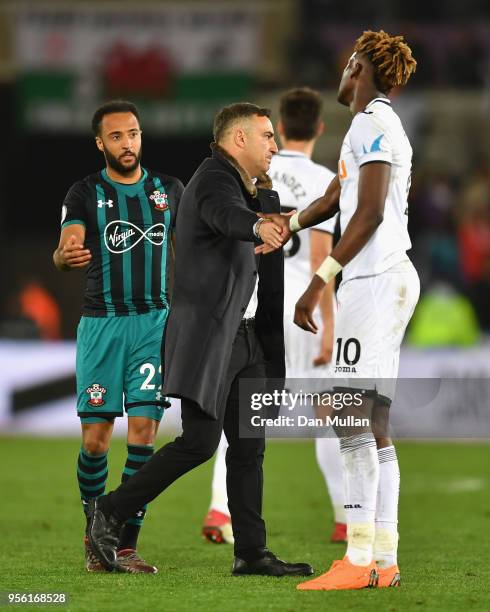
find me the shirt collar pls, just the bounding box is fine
[277,149,308,158]
[102,167,148,188]
[365,97,392,111]
[101,168,148,197]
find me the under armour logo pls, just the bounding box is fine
[98,199,113,208]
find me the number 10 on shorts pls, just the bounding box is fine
[335,337,361,373]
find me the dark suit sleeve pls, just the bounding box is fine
[169,178,185,231]
[256,188,280,214]
[196,170,258,241]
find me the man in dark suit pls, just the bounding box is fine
[87,103,313,577]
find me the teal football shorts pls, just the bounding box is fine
[76,309,168,423]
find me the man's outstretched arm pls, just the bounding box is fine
[199,171,284,249]
[256,175,341,254]
[310,229,335,364]
[294,174,341,230]
[53,224,91,271]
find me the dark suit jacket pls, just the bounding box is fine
[163,145,285,418]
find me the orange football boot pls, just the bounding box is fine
[377,564,401,587]
[297,556,378,591]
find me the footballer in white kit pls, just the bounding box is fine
[281,31,419,591]
[333,96,420,399]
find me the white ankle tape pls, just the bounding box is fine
[348,523,375,550]
[374,527,399,552]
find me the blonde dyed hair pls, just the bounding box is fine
[354,30,417,92]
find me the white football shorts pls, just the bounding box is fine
[332,259,420,402]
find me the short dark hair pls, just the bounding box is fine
[91,100,140,136]
[279,87,323,141]
[213,103,271,143]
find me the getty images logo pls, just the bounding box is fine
[104,220,166,253]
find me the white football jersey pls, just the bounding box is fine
[338,98,412,282]
[269,150,336,314]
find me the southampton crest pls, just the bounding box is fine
[150,190,168,211]
[85,383,107,406]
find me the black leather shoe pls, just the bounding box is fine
[87,498,124,572]
[232,550,314,577]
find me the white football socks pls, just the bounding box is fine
[209,432,230,516]
[374,445,400,568]
[340,433,379,566]
[315,434,346,523]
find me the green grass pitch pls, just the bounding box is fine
[1,437,489,611]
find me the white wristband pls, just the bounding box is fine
[289,212,302,233]
[315,255,343,284]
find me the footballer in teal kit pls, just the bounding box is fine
[53,100,183,573]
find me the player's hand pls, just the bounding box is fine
[255,211,295,255]
[313,315,334,365]
[313,347,333,366]
[257,219,284,250]
[294,276,325,334]
[60,235,92,269]
[313,326,334,366]
[259,211,294,242]
[254,243,277,255]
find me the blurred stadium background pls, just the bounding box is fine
[0,0,489,435]
[0,2,489,609]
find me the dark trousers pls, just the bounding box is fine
[106,321,267,560]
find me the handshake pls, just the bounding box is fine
[254,211,296,255]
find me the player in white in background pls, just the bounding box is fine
[202,87,347,545]
[275,31,419,590]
